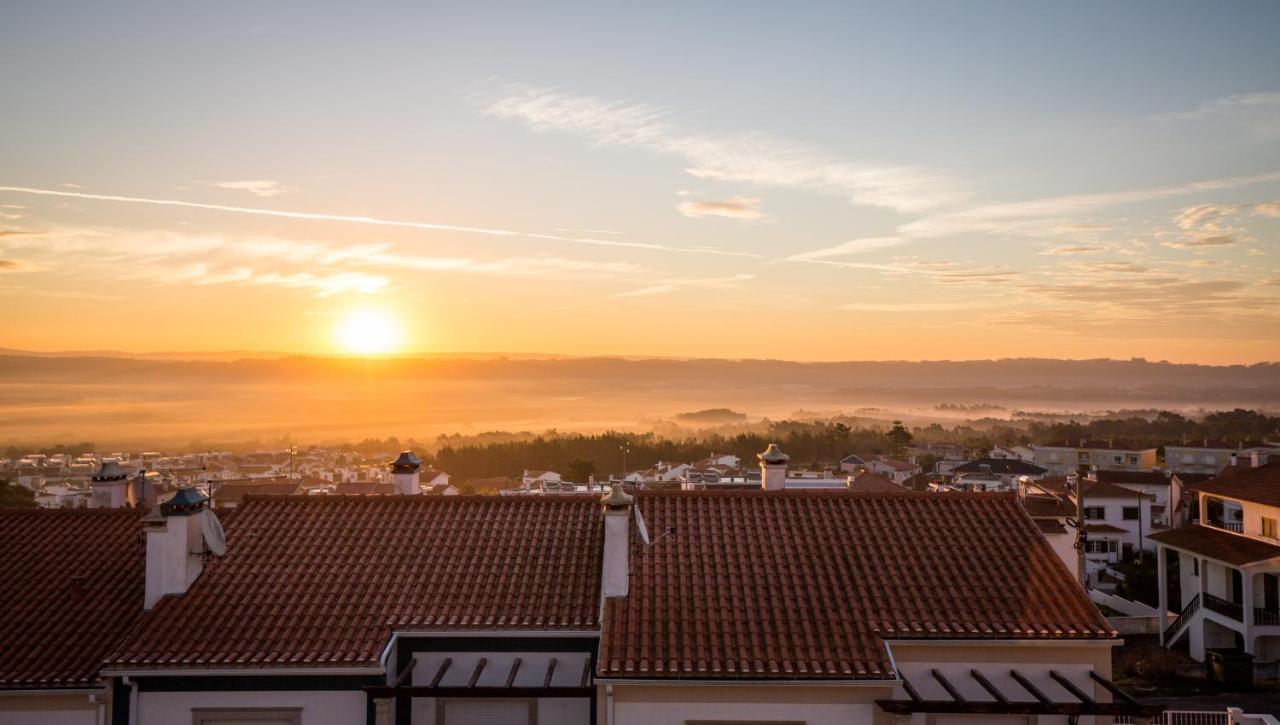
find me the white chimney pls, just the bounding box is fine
[600,483,633,600]
[390,451,422,495]
[144,487,210,609]
[90,461,129,509]
[758,443,789,491]
[1251,451,1262,468]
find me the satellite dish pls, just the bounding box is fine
[201,509,227,557]
[633,506,651,546]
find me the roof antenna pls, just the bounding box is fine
[633,506,675,549]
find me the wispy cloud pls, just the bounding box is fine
[790,170,1280,260]
[614,273,756,298]
[0,186,759,259]
[788,237,908,261]
[1162,198,1279,249]
[1043,245,1104,255]
[484,85,967,213]
[677,196,767,220]
[212,179,296,197]
[1162,91,1280,121]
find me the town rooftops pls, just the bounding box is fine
[210,478,301,506]
[873,457,918,471]
[846,470,905,493]
[110,495,603,671]
[104,490,1112,680]
[600,490,1112,681]
[1149,523,1280,566]
[1193,461,1280,508]
[951,457,1047,476]
[0,509,144,690]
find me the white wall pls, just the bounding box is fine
[609,685,879,725]
[0,708,96,725]
[136,690,365,725]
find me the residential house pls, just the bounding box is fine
[949,457,1049,492]
[0,444,1166,724]
[1032,477,1157,587]
[1165,442,1280,475]
[865,457,921,485]
[1095,470,1181,526]
[691,452,740,469]
[1021,487,1081,582]
[521,469,562,488]
[1151,460,1280,664]
[838,453,869,473]
[990,445,1035,462]
[845,470,905,493]
[1034,440,1158,475]
[208,478,301,508]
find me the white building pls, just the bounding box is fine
[1034,440,1158,475]
[1152,459,1280,664]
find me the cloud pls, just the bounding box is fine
[1043,245,1104,255]
[788,237,909,261]
[789,170,1280,261]
[677,196,766,220]
[0,259,22,271]
[1162,91,1280,121]
[212,179,296,198]
[484,85,967,213]
[614,273,756,298]
[0,186,758,259]
[1163,199,1279,249]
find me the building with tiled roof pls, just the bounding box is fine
[1151,459,1280,665]
[5,443,1163,725]
[951,457,1048,477]
[0,509,144,721]
[844,470,905,493]
[1165,441,1279,475]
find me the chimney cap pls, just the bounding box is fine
[390,450,422,474]
[160,487,208,517]
[758,443,790,464]
[601,482,633,509]
[92,460,128,482]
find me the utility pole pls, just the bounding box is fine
[1069,466,1088,588]
[289,444,298,480]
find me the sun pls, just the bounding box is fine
[333,308,404,355]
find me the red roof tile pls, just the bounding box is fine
[1193,461,1280,508]
[1149,524,1280,566]
[0,509,144,689]
[847,471,905,493]
[599,491,1112,681]
[110,495,601,670]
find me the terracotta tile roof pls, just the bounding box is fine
[210,479,301,505]
[599,491,1112,681]
[333,480,397,495]
[1149,524,1280,566]
[1022,493,1075,518]
[110,495,601,671]
[1035,519,1068,535]
[1193,462,1280,508]
[874,458,919,472]
[846,471,905,493]
[0,509,144,689]
[1095,470,1170,486]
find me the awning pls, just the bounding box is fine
[875,666,1161,718]
[365,650,594,700]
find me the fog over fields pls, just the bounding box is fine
[1,352,1276,449]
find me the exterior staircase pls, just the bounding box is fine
[1164,593,1200,646]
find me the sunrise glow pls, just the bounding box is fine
[333,308,404,355]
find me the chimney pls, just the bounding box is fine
[1231,452,1239,467]
[758,443,790,491]
[600,483,633,600]
[144,487,210,609]
[1251,451,1262,468]
[389,451,422,495]
[90,461,129,509]
[1016,475,1030,500]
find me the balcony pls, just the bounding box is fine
[1204,592,1243,621]
[1255,608,1280,626]
[1205,519,1244,534]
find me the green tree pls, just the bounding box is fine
[0,481,37,509]
[565,459,596,483]
[887,421,913,456]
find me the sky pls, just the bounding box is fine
[1,1,1278,363]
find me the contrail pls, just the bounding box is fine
[0,185,762,259]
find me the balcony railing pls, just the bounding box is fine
[1165,594,1200,642]
[1204,592,1243,621]
[1254,607,1280,626]
[1205,519,1244,533]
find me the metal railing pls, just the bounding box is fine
[1117,711,1231,725]
[1165,594,1200,641]
[1204,592,1243,621]
[1255,607,1280,626]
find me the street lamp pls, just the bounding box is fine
[620,442,631,482]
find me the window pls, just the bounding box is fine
[1085,540,1118,554]
[1181,454,1196,464]
[1048,453,1061,463]
[1128,455,1139,465]
[1193,558,1200,576]
[192,710,301,725]
[1203,455,1216,465]
[1265,518,1278,539]
[1078,452,1090,464]
[1113,455,1123,464]
[1084,506,1105,520]
[1123,507,1140,521]
[439,699,535,725]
